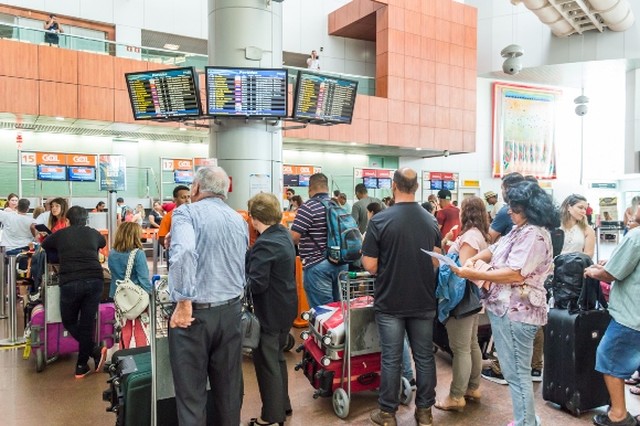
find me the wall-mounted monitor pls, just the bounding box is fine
[292,71,358,124]
[174,170,194,184]
[205,67,288,117]
[37,165,67,181]
[443,180,456,190]
[68,166,96,182]
[298,175,310,187]
[283,174,299,187]
[363,177,378,189]
[377,178,392,189]
[125,67,202,120]
[430,180,443,190]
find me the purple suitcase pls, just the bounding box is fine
[29,302,117,372]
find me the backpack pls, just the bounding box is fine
[318,199,362,265]
[548,252,607,313]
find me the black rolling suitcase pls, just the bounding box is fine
[542,307,611,416]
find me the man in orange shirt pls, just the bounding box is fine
[158,185,191,249]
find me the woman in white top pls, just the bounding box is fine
[560,194,595,257]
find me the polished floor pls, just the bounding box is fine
[0,241,635,426]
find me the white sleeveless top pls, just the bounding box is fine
[561,224,585,254]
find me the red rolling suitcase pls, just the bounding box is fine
[296,337,381,399]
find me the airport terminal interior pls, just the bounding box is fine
[2,0,640,425]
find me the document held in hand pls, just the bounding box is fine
[421,249,458,268]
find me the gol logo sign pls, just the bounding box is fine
[37,152,64,165]
[177,160,192,169]
[69,155,95,166]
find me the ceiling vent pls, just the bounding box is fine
[512,0,635,37]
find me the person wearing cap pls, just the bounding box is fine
[484,191,500,221]
[436,189,461,253]
[488,173,525,243]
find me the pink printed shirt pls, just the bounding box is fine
[483,223,553,326]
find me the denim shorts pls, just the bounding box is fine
[595,319,640,378]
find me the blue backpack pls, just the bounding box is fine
[319,199,363,264]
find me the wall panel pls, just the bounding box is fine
[78,86,114,121]
[38,81,78,117]
[0,76,39,115]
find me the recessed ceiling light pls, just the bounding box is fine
[416,147,422,151]
[350,142,357,146]
[179,127,187,131]
[163,43,180,51]
[55,116,65,121]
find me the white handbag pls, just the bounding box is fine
[114,249,150,320]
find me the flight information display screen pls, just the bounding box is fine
[125,67,202,120]
[292,71,358,124]
[205,67,288,117]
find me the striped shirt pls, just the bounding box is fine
[291,194,329,268]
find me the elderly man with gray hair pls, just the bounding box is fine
[168,166,249,425]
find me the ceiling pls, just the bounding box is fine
[0,113,209,143]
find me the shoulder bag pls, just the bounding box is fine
[114,249,150,320]
[450,280,483,319]
[241,286,261,350]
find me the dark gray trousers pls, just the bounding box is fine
[252,327,292,423]
[168,300,242,426]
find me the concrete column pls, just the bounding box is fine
[208,0,284,209]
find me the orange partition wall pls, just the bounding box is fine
[0,38,178,129]
[284,0,478,154]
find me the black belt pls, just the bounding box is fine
[192,295,241,310]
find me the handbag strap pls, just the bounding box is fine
[123,248,138,283]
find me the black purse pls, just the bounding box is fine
[240,287,261,350]
[450,280,483,319]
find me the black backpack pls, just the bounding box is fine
[549,252,607,313]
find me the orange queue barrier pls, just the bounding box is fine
[293,256,309,328]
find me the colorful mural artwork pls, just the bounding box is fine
[492,83,561,179]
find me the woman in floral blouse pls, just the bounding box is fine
[451,181,559,426]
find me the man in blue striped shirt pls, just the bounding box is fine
[291,173,347,307]
[168,165,248,426]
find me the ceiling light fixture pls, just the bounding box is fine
[163,43,180,51]
[55,116,65,121]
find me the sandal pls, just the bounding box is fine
[629,385,640,396]
[625,378,640,385]
[248,418,283,426]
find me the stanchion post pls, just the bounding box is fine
[0,247,7,319]
[0,255,27,346]
[152,233,158,276]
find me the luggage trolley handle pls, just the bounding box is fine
[149,278,158,426]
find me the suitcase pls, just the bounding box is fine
[296,337,381,398]
[306,296,378,360]
[103,346,215,425]
[29,302,116,372]
[542,308,611,416]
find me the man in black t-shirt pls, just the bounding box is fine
[41,206,107,378]
[362,168,441,426]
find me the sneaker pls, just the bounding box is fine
[531,368,543,382]
[592,412,636,426]
[75,364,91,379]
[415,407,433,426]
[409,378,417,391]
[370,409,397,426]
[481,368,508,385]
[93,345,108,373]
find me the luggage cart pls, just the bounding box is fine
[333,270,413,418]
[296,271,412,419]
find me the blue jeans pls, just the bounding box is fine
[488,311,540,426]
[402,334,414,381]
[376,311,436,412]
[303,259,347,308]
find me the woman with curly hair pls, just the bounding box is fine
[451,181,559,426]
[435,196,491,412]
[560,194,595,257]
